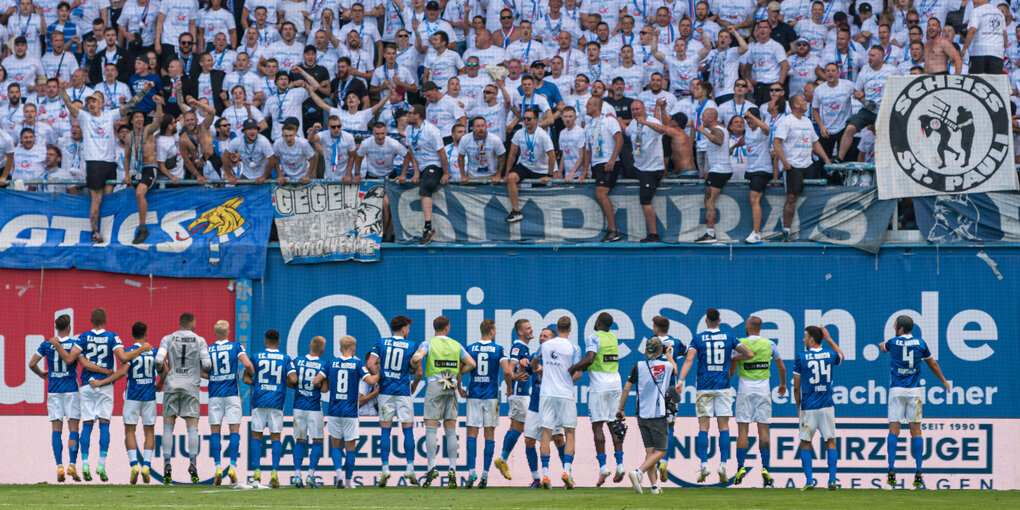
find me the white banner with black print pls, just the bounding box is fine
[273,182,384,263]
[875,74,1019,200]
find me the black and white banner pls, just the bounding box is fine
[273,182,383,263]
[875,74,1019,200]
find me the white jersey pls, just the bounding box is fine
[812,79,854,133]
[357,136,406,177]
[317,129,357,179]
[854,63,900,110]
[558,125,585,177]
[584,115,621,166]
[627,117,666,172]
[155,329,210,395]
[537,336,582,400]
[457,132,505,177]
[273,137,316,179]
[407,122,445,169]
[426,95,466,136]
[969,3,1007,58]
[511,127,554,173]
[705,125,732,174]
[773,113,818,168]
[630,358,674,420]
[227,134,275,179]
[742,39,788,83]
[77,109,121,162]
[156,135,183,179]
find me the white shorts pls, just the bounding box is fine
[251,408,284,434]
[888,387,924,423]
[735,392,772,424]
[695,388,734,418]
[508,395,530,422]
[466,398,499,428]
[799,407,837,441]
[539,396,577,431]
[378,394,414,424]
[79,384,114,421]
[588,389,622,423]
[524,406,563,440]
[327,417,359,442]
[47,392,80,421]
[293,409,325,440]
[123,399,157,426]
[208,396,243,426]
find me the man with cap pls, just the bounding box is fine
[787,37,822,98]
[422,81,466,145]
[290,45,331,130]
[766,1,797,50]
[127,55,162,115]
[500,107,554,223]
[61,79,152,243]
[617,335,677,495]
[222,119,276,184]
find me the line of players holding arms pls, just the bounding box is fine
[31,306,951,491]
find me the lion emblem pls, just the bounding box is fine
[175,197,250,264]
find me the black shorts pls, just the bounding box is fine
[706,172,731,189]
[786,166,807,195]
[138,165,157,188]
[592,162,618,188]
[847,108,877,132]
[86,161,117,190]
[509,163,547,181]
[636,170,661,205]
[419,165,442,197]
[638,416,668,452]
[748,172,771,193]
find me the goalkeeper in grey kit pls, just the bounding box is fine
[155,313,211,484]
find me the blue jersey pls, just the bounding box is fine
[794,348,842,410]
[293,355,326,411]
[508,340,531,396]
[689,330,740,390]
[883,335,932,388]
[657,335,688,385]
[207,340,245,398]
[370,336,417,396]
[527,353,542,412]
[326,356,369,418]
[466,340,506,399]
[125,345,157,402]
[37,337,79,394]
[76,329,122,384]
[251,349,295,410]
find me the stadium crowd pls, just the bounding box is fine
[0,0,1012,243]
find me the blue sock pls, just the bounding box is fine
[98,422,110,458]
[52,430,63,466]
[613,450,624,467]
[251,438,262,471]
[827,448,838,484]
[483,440,495,473]
[271,440,282,471]
[911,437,923,471]
[563,454,574,471]
[540,454,550,470]
[665,427,674,460]
[466,437,477,471]
[556,444,565,462]
[800,449,813,485]
[696,431,708,464]
[310,442,323,471]
[80,422,93,461]
[68,431,79,463]
[331,446,343,472]
[761,449,770,469]
[210,433,222,466]
[345,450,356,481]
[228,433,240,466]
[596,453,607,468]
[293,441,306,472]
[887,433,898,471]
[500,429,521,459]
[380,427,392,466]
[736,447,748,469]
[402,427,416,466]
[719,431,730,463]
[526,446,538,474]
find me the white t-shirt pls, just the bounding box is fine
[264,87,309,139]
[584,332,622,393]
[537,336,582,400]
[223,70,263,103]
[705,125,732,174]
[41,50,79,81]
[584,115,622,166]
[664,53,701,94]
[854,63,900,109]
[423,49,464,93]
[2,55,45,89]
[118,1,160,47]
[969,3,1007,58]
[811,79,854,133]
[273,137,316,179]
[736,336,782,395]
[160,0,199,46]
[268,40,305,73]
[773,113,818,168]
[97,81,131,110]
[609,64,647,96]
[742,39,788,83]
[558,125,585,177]
[156,135,183,178]
[227,134,275,178]
[511,127,554,173]
[77,109,121,162]
[407,122,445,169]
[317,129,357,179]
[223,105,266,134]
[456,132,505,177]
[357,136,406,177]
[787,53,821,98]
[426,95,466,136]
[469,101,509,141]
[627,117,666,172]
[744,125,772,174]
[199,7,236,44]
[11,143,46,181]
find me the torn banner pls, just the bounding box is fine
[914,191,1020,244]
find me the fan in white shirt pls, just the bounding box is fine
[457,116,507,180]
[502,108,554,223]
[41,32,79,82]
[773,94,829,241]
[308,116,358,182]
[209,34,237,73]
[97,65,131,111]
[272,123,317,184]
[422,32,464,93]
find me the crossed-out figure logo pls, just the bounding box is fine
[888,74,1011,193]
[175,197,250,264]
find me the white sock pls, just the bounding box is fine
[445,429,458,471]
[295,469,303,480]
[706,228,715,236]
[382,464,390,475]
[531,469,540,479]
[163,424,174,461]
[187,428,199,463]
[783,227,791,234]
[129,450,138,465]
[143,449,153,464]
[425,426,438,469]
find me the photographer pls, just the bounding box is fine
[617,336,677,495]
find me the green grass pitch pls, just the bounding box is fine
[3,485,1019,509]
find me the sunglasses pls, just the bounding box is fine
[640,31,651,35]
[397,34,409,37]
[329,125,342,129]
[524,116,536,121]
[500,15,512,19]
[465,62,478,67]
[906,19,919,24]
[483,90,495,94]
[180,41,194,45]
[770,88,783,92]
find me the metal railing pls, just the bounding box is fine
[1,177,831,187]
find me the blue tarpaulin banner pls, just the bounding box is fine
[386,183,896,253]
[915,192,1020,244]
[0,187,272,278]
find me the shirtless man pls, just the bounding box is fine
[179,98,217,185]
[126,96,164,244]
[924,19,962,75]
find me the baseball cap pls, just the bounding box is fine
[795,37,810,45]
[283,117,301,127]
[86,92,104,103]
[421,81,440,92]
[426,0,439,9]
[858,2,872,12]
[135,55,149,65]
[242,119,260,130]
[531,60,545,68]
[767,1,781,11]
[644,337,663,360]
